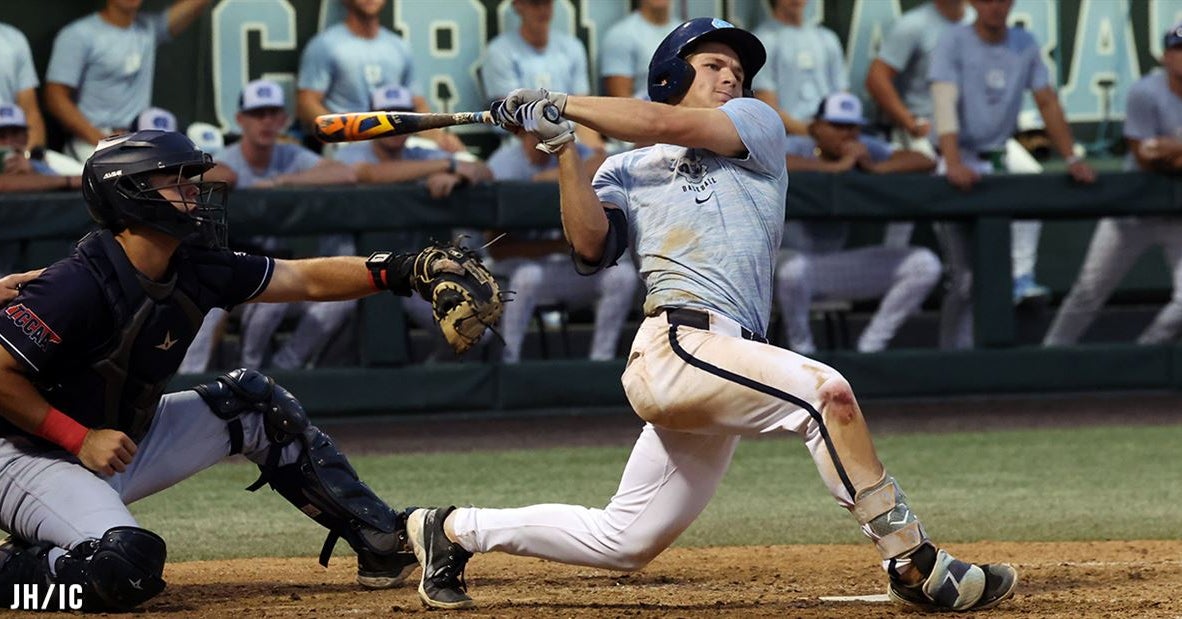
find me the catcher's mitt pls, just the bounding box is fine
[411,240,506,354]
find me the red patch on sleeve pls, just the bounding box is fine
[4,304,63,350]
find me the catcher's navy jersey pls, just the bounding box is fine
[0,231,273,436]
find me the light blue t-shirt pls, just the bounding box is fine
[1122,70,1182,171]
[298,24,421,114]
[599,12,678,99]
[46,12,170,129]
[877,2,974,119]
[216,142,322,188]
[0,23,38,103]
[752,21,848,121]
[592,98,788,335]
[929,24,1049,152]
[783,135,893,253]
[487,138,593,181]
[481,30,591,101]
[333,141,451,165]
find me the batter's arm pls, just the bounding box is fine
[561,96,746,157]
[554,141,609,264]
[0,348,135,475]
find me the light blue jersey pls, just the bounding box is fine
[752,21,847,121]
[592,98,788,335]
[481,30,591,101]
[46,12,169,129]
[929,24,1049,152]
[0,23,37,103]
[216,142,321,188]
[1122,70,1182,171]
[298,24,421,114]
[333,142,450,165]
[599,12,678,99]
[877,2,974,119]
[782,135,893,253]
[487,138,593,181]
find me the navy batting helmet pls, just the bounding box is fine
[648,17,766,104]
[82,130,229,248]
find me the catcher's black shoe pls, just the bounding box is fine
[887,544,1018,612]
[407,507,474,609]
[356,548,419,589]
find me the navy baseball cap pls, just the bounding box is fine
[1165,22,1182,49]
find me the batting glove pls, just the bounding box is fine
[516,101,575,154]
[504,88,568,117]
[490,99,519,129]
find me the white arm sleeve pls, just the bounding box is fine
[931,81,960,135]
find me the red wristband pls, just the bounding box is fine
[34,407,88,455]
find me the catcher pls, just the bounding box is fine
[0,130,502,610]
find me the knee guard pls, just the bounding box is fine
[53,527,167,612]
[851,475,929,561]
[197,368,406,568]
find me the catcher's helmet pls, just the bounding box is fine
[82,130,229,248]
[647,17,766,104]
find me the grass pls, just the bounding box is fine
[131,423,1182,561]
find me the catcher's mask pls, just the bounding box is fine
[82,130,229,249]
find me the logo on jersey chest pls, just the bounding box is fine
[155,331,178,351]
[670,151,718,195]
[3,305,62,350]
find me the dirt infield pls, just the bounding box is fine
[100,539,1178,617]
[41,393,1180,618]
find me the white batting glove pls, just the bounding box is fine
[489,99,519,130]
[516,101,575,154]
[503,88,568,117]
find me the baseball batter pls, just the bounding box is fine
[404,18,1017,613]
[0,130,443,610]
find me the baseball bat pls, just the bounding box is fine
[314,110,494,143]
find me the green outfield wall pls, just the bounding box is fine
[4,171,1182,414]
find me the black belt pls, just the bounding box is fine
[663,307,768,343]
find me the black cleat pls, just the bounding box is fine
[407,507,474,609]
[888,546,1018,612]
[356,548,419,589]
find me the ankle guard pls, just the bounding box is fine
[851,475,928,560]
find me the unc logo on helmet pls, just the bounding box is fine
[647,17,767,104]
[81,130,230,249]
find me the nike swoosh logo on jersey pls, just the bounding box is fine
[694,192,714,204]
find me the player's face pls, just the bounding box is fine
[810,120,860,158]
[0,127,28,150]
[237,107,289,147]
[343,0,385,18]
[1163,47,1182,81]
[640,0,671,11]
[107,0,143,12]
[681,43,745,108]
[514,0,554,29]
[773,0,809,18]
[145,172,201,214]
[970,0,1013,29]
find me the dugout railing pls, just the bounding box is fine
[2,172,1181,414]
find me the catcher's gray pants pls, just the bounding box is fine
[495,255,640,363]
[775,246,941,353]
[0,390,300,573]
[1043,216,1182,346]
